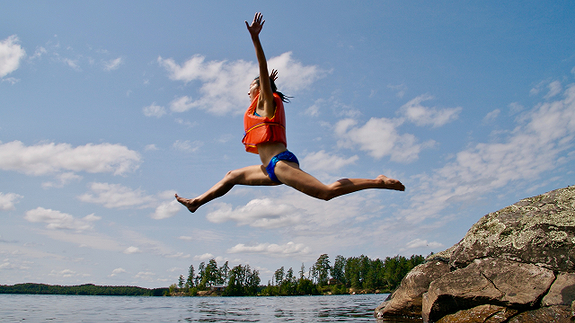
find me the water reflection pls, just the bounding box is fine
[181,295,387,322]
[0,293,424,322]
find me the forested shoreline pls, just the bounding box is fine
[0,254,424,297]
[0,283,168,296]
[170,254,425,297]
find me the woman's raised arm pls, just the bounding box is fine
[245,12,275,117]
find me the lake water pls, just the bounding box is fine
[0,293,420,322]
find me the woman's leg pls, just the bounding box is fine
[273,161,404,201]
[176,165,279,213]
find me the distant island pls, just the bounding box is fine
[0,283,168,296]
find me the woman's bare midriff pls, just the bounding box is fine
[257,142,288,166]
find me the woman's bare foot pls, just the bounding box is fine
[175,194,201,213]
[377,175,405,191]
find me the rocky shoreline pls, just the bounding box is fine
[375,186,575,322]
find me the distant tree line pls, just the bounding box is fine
[171,254,425,296]
[0,283,167,296]
[170,259,261,296]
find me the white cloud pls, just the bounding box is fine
[165,252,190,259]
[159,54,222,83]
[167,267,182,273]
[29,46,47,60]
[134,271,156,281]
[172,140,203,153]
[388,84,408,98]
[482,109,500,123]
[301,150,358,173]
[24,207,101,231]
[545,80,562,99]
[32,229,124,252]
[157,190,177,200]
[0,35,26,78]
[402,82,575,222]
[206,199,301,229]
[158,54,253,116]
[0,141,141,176]
[262,193,389,258]
[78,183,180,220]
[49,269,82,278]
[508,102,524,115]
[530,80,545,96]
[42,172,83,188]
[266,52,327,93]
[205,190,375,245]
[530,80,563,99]
[404,238,444,250]
[103,57,123,71]
[335,117,435,162]
[0,242,67,262]
[178,229,225,242]
[151,200,180,220]
[305,99,322,117]
[158,52,326,115]
[193,253,215,261]
[1,77,19,85]
[143,103,166,118]
[170,96,194,113]
[124,246,141,254]
[227,241,311,257]
[110,268,127,276]
[144,144,158,151]
[0,261,31,270]
[120,230,189,259]
[0,192,22,211]
[399,95,462,127]
[175,118,197,128]
[62,58,81,71]
[78,182,157,209]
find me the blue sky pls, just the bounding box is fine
[1,1,574,288]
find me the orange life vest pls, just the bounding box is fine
[242,93,287,154]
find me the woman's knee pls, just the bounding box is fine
[320,182,344,201]
[319,192,334,201]
[313,185,336,201]
[224,169,243,184]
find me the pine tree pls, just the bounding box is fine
[332,255,346,285]
[186,265,195,288]
[314,254,331,286]
[178,275,185,290]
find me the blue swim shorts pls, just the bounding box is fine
[266,150,299,183]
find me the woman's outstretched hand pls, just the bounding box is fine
[270,69,278,82]
[245,12,265,37]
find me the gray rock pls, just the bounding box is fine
[422,258,555,322]
[541,272,575,306]
[376,186,575,322]
[435,304,517,323]
[449,186,575,271]
[506,305,572,323]
[375,260,450,319]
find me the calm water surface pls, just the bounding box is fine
[0,293,419,322]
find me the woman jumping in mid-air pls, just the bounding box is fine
[175,12,404,213]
